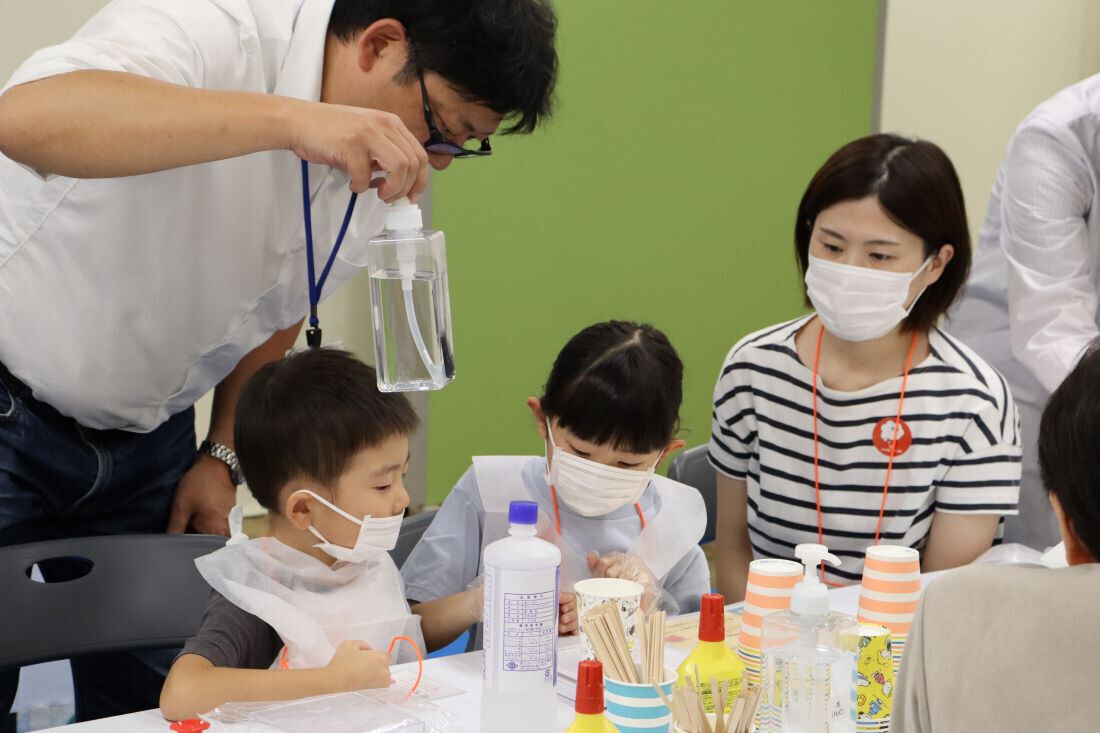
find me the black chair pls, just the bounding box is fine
[0,534,225,671]
[668,444,718,544]
[393,508,438,570]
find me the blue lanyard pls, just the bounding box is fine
[301,159,358,348]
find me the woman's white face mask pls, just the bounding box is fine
[293,489,403,563]
[544,420,661,517]
[805,254,932,342]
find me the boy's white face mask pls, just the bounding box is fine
[804,254,932,342]
[293,489,403,563]
[544,420,661,517]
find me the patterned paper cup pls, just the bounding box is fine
[575,577,644,661]
[853,623,895,730]
[605,665,677,733]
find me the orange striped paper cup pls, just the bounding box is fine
[857,545,921,671]
[740,558,802,681]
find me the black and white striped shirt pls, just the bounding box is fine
[708,316,1022,583]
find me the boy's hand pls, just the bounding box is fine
[325,640,391,692]
[559,591,579,635]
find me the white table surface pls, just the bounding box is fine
[38,572,947,733]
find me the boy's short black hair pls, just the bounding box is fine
[328,0,558,134]
[234,348,419,511]
[794,133,971,333]
[540,321,683,455]
[1038,338,1100,561]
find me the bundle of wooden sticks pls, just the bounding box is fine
[657,671,762,733]
[581,602,667,684]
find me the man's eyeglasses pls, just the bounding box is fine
[411,43,491,157]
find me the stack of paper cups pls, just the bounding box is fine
[738,558,802,687]
[856,545,921,674]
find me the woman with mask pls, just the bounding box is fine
[402,321,710,648]
[709,134,1023,600]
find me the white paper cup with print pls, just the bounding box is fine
[575,577,644,661]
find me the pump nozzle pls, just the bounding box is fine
[386,197,423,232]
[790,543,841,616]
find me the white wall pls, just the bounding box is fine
[0,0,430,510]
[879,0,1100,234]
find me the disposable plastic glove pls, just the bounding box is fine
[587,551,680,615]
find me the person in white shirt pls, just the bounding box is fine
[0,0,557,721]
[948,74,1100,551]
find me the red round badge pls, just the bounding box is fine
[872,416,912,457]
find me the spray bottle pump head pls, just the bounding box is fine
[790,543,841,616]
[385,197,423,231]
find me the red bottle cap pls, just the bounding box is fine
[168,717,209,730]
[169,721,210,733]
[575,660,606,715]
[699,593,726,642]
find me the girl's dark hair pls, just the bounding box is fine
[329,0,557,134]
[794,133,971,332]
[1039,338,1100,562]
[540,321,683,454]
[234,348,419,511]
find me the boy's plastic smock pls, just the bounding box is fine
[675,593,744,713]
[481,500,562,733]
[366,198,455,392]
[759,544,858,733]
[195,506,423,670]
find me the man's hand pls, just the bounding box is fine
[166,454,237,535]
[325,640,392,692]
[287,103,429,202]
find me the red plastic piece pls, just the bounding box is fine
[575,659,606,715]
[698,593,726,642]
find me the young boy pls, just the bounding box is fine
[160,348,484,721]
[893,338,1100,731]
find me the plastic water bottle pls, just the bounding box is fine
[367,198,455,392]
[481,500,562,733]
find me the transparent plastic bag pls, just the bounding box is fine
[972,542,1046,567]
[202,689,455,733]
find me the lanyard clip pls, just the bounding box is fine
[306,327,323,349]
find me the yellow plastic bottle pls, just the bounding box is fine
[565,660,621,733]
[676,593,744,713]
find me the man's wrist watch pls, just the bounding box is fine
[198,440,245,486]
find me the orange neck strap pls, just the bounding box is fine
[811,325,918,586]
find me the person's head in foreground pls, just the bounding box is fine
[1038,338,1100,565]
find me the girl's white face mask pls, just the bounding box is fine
[804,254,933,342]
[293,489,403,563]
[544,420,661,517]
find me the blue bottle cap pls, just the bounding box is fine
[508,500,539,526]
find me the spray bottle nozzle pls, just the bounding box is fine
[790,543,841,616]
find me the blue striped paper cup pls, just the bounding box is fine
[605,666,676,733]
